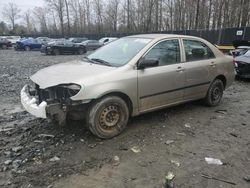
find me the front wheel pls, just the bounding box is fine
[78,48,84,55]
[87,96,129,139]
[2,44,7,49]
[203,79,224,106]
[24,46,31,51]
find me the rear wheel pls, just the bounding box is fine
[203,79,224,106]
[24,46,31,51]
[53,49,60,55]
[87,96,129,139]
[78,48,84,55]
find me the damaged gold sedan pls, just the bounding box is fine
[21,34,235,138]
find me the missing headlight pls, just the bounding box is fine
[35,84,81,104]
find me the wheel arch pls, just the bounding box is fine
[214,75,227,89]
[98,92,133,116]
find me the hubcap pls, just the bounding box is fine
[99,105,120,130]
[212,87,221,102]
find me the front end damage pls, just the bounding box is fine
[21,83,91,125]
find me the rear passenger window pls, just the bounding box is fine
[144,39,181,66]
[183,40,215,61]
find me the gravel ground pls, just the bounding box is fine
[0,50,250,188]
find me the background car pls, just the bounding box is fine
[99,37,118,45]
[4,36,21,45]
[36,37,51,44]
[81,40,103,51]
[69,37,88,43]
[0,38,12,49]
[41,39,86,55]
[234,49,250,78]
[230,46,250,56]
[15,38,43,51]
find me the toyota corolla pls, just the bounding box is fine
[21,34,235,138]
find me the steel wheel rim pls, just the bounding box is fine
[99,105,121,131]
[212,87,221,102]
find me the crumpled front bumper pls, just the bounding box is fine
[20,85,47,118]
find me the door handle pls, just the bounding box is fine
[176,67,185,72]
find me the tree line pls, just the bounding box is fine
[0,0,250,37]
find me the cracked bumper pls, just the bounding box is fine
[20,85,47,118]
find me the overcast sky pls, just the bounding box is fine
[0,0,44,22]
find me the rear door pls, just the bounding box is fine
[137,39,186,112]
[181,39,217,100]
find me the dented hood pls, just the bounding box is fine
[30,60,116,89]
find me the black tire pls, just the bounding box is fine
[53,49,60,55]
[203,79,224,106]
[2,44,7,49]
[24,46,31,51]
[78,48,84,55]
[87,96,129,139]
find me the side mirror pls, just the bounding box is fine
[138,58,159,69]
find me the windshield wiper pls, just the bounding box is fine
[91,58,112,67]
[82,56,96,64]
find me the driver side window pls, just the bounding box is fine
[144,39,181,66]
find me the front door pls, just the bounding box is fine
[137,39,186,112]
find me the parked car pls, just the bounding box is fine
[4,36,21,45]
[36,37,51,44]
[41,39,86,55]
[230,46,250,57]
[99,37,118,45]
[0,38,12,49]
[15,38,43,51]
[69,37,88,43]
[234,49,250,78]
[21,34,235,138]
[81,40,103,51]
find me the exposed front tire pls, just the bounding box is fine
[203,79,224,106]
[87,96,129,139]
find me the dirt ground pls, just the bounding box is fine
[0,50,249,188]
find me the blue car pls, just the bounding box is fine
[15,38,43,51]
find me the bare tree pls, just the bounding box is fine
[45,0,65,35]
[2,0,250,36]
[2,2,21,30]
[22,9,33,34]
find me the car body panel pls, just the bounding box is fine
[31,61,116,89]
[235,50,250,78]
[0,38,12,48]
[15,38,42,50]
[41,40,86,55]
[81,40,103,51]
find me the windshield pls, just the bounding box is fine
[245,49,250,56]
[87,37,152,66]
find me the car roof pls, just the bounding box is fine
[126,34,202,40]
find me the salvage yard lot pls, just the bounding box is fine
[0,50,250,188]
